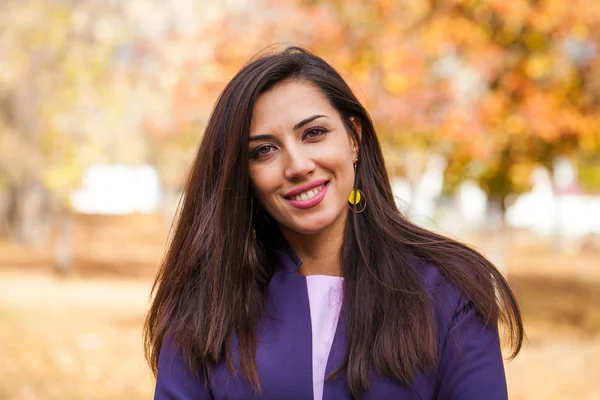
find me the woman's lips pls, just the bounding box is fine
[283,179,329,197]
[285,182,329,209]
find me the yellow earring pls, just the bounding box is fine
[348,159,366,213]
[348,189,362,204]
[348,188,366,213]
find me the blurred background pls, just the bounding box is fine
[1,0,599,399]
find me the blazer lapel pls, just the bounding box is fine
[255,236,315,399]
[322,309,349,399]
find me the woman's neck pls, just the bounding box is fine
[280,217,345,277]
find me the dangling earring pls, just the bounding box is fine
[348,158,366,213]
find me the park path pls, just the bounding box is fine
[1,268,599,399]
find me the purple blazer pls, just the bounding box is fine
[155,243,508,399]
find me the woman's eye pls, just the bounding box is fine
[251,144,276,159]
[304,127,328,140]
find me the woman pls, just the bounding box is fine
[144,46,523,400]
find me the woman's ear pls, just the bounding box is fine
[349,116,362,159]
[349,116,362,140]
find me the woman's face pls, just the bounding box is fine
[248,80,359,235]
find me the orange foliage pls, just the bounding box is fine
[150,0,600,194]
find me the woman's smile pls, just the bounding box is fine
[284,181,330,209]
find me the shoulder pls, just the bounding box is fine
[410,260,508,398]
[412,258,462,305]
[409,257,468,333]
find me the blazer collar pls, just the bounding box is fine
[268,233,302,274]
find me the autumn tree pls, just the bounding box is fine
[160,0,599,218]
[0,0,147,264]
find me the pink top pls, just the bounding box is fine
[305,275,344,400]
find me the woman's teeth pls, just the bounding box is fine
[291,183,326,202]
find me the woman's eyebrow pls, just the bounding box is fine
[249,134,276,142]
[293,114,328,130]
[249,114,329,142]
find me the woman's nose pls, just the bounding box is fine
[284,147,316,181]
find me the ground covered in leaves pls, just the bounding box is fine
[0,214,598,399]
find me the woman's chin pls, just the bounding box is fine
[287,219,336,235]
[277,208,344,236]
[292,226,327,235]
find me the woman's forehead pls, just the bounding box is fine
[250,81,336,130]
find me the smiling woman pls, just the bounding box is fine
[248,81,358,239]
[144,46,524,400]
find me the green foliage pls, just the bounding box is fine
[578,157,600,192]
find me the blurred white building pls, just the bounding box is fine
[70,164,161,215]
[506,164,600,237]
[391,158,600,239]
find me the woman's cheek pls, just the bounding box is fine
[254,174,281,210]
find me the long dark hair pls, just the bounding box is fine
[144,46,523,398]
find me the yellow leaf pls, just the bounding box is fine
[505,115,525,134]
[382,72,408,94]
[525,54,553,79]
[572,23,589,40]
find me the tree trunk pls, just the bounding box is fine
[161,185,182,234]
[485,196,509,276]
[0,188,11,238]
[6,183,47,245]
[50,196,75,275]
